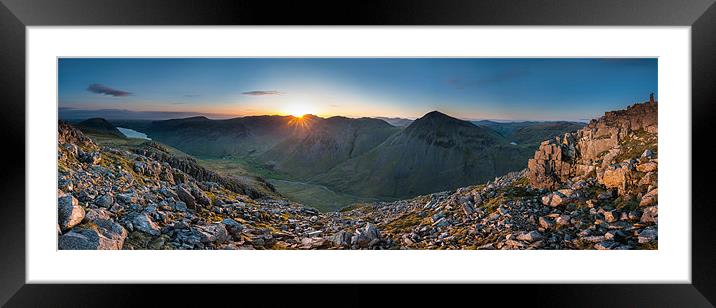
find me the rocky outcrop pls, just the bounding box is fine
[527,96,657,190]
[132,147,275,199]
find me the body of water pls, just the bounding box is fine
[117,127,151,140]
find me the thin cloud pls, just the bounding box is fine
[87,84,132,97]
[242,90,283,96]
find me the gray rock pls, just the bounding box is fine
[116,193,137,204]
[130,212,161,236]
[582,235,606,243]
[195,224,229,244]
[176,186,196,209]
[641,149,654,158]
[640,206,658,224]
[638,227,658,244]
[58,195,85,231]
[159,187,179,200]
[363,223,380,240]
[58,219,127,250]
[300,237,328,249]
[80,151,102,165]
[94,194,114,208]
[173,201,188,212]
[83,208,112,223]
[330,230,352,248]
[191,187,212,207]
[307,230,323,237]
[516,231,543,242]
[221,218,244,240]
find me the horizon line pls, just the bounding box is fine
[58,107,594,123]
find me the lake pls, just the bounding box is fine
[117,127,151,140]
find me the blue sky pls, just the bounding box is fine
[58,58,657,121]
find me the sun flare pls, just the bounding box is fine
[285,104,316,118]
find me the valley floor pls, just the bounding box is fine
[196,156,377,212]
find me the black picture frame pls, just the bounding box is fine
[1,0,714,306]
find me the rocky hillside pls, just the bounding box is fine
[57,97,657,250]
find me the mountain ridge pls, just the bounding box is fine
[56,96,659,250]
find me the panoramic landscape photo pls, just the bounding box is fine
[57,58,658,250]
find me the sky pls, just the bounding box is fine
[58,58,657,122]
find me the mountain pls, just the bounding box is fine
[473,120,585,145]
[374,117,413,127]
[144,115,401,179]
[75,118,125,138]
[56,97,658,250]
[260,116,400,178]
[313,111,533,198]
[137,112,590,201]
[145,115,297,157]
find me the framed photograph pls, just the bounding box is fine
[2,0,715,306]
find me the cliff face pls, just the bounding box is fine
[527,98,657,191]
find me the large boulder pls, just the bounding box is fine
[601,162,633,194]
[329,230,353,248]
[191,187,212,207]
[58,219,127,250]
[195,223,229,244]
[221,218,244,240]
[130,212,161,236]
[58,195,85,231]
[176,186,197,209]
[541,192,568,207]
[636,162,657,173]
[352,223,381,248]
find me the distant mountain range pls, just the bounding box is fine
[473,120,585,145]
[97,111,582,200]
[374,117,414,127]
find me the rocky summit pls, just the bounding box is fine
[57,97,657,250]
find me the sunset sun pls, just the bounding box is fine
[285,103,316,118]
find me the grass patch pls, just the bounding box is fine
[638,241,658,250]
[614,129,657,162]
[480,196,506,213]
[384,213,426,233]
